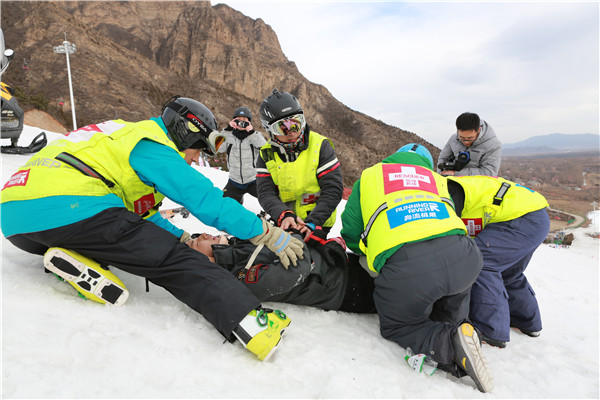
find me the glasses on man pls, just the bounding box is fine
[457,130,479,143]
[270,113,306,136]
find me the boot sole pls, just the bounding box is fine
[44,248,128,306]
[454,323,494,393]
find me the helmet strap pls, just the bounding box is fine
[161,95,182,114]
[163,99,189,118]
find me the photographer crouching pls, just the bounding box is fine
[437,112,502,176]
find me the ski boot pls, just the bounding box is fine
[233,307,291,361]
[453,322,494,393]
[44,247,129,306]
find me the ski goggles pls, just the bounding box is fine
[202,130,226,156]
[269,113,306,136]
[187,121,225,156]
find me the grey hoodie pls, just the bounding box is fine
[437,120,502,176]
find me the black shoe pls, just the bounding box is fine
[453,323,494,393]
[479,333,507,349]
[511,325,541,338]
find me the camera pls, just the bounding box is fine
[236,119,249,129]
[438,151,470,171]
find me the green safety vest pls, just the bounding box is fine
[261,131,337,227]
[447,175,549,236]
[359,163,466,272]
[1,119,181,218]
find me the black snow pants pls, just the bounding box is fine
[7,207,261,339]
[373,234,483,370]
[222,179,257,205]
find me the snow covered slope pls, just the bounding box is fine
[1,126,598,398]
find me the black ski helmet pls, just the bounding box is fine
[161,96,218,152]
[233,106,252,121]
[259,89,304,139]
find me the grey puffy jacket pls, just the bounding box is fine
[218,128,267,184]
[437,120,502,176]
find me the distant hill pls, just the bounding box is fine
[503,133,599,156]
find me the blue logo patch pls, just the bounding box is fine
[387,201,449,229]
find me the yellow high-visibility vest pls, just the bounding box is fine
[359,163,466,272]
[261,131,336,227]
[2,119,181,218]
[447,176,549,236]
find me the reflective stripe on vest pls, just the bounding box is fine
[262,131,337,227]
[448,176,549,237]
[359,163,466,272]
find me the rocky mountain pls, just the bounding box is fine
[1,0,435,186]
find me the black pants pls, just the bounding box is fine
[222,180,257,205]
[7,207,260,338]
[373,234,483,369]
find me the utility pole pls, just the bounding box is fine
[53,33,77,130]
[593,201,599,234]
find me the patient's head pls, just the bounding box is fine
[185,233,229,260]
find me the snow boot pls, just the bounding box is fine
[453,322,494,393]
[44,247,129,306]
[479,333,507,348]
[233,307,290,361]
[511,325,541,337]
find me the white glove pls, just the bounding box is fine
[249,218,304,269]
[180,231,192,243]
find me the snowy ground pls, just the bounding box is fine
[2,127,599,398]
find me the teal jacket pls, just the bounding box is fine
[1,117,263,240]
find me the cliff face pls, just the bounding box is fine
[1,1,437,185]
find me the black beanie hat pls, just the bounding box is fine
[233,106,252,122]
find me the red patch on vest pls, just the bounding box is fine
[382,164,438,195]
[462,218,483,236]
[2,169,30,190]
[301,192,320,205]
[133,193,156,215]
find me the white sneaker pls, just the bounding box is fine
[405,350,438,376]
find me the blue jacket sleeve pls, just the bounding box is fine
[130,140,263,239]
[146,211,184,238]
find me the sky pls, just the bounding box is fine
[213,1,599,148]
[1,126,599,398]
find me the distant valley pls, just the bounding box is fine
[503,133,599,156]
